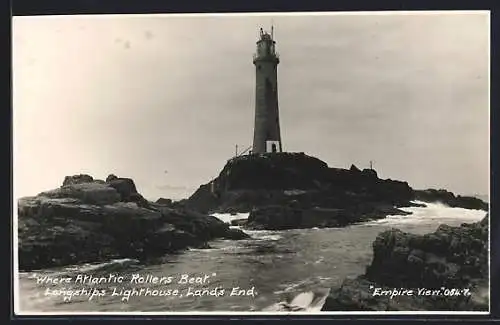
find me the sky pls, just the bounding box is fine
[12,11,490,201]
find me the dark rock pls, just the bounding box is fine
[362,168,378,178]
[17,174,251,271]
[106,174,118,182]
[321,275,488,311]
[40,182,122,205]
[321,277,393,311]
[223,228,251,240]
[128,192,150,208]
[230,218,248,227]
[97,176,150,207]
[454,195,488,211]
[62,174,94,186]
[170,199,187,210]
[245,205,352,230]
[414,189,488,211]
[156,198,173,206]
[244,203,411,231]
[322,214,489,311]
[246,205,301,230]
[480,213,488,226]
[106,177,138,200]
[350,164,361,172]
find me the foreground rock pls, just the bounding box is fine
[18,174,250,271]
[321,214,489,311]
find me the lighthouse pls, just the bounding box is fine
[252,27,282,154]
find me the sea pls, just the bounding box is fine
[16,201,488,314]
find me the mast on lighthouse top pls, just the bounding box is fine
[253,26,279,64]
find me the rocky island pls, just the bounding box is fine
[184,152,487,230]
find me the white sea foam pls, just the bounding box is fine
[273,278,311,295]
[187,248,221,253]
[211,212,250,224]
[256,234,282,241]
[364,201,487,226]
[73,258,140,273]
[24,258,140,277]
[243,229,283,241]
[264,289,330,312]
[227,224,283,241]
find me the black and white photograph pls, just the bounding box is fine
[12,11,490,314]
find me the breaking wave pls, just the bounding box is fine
[211,212,249,224]
[364,200,487,226]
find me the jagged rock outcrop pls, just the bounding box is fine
[62,174,95,186]
[17,174,250,271]
[185,152,415,230]
[414,189,488,211]
[321,214,489,311]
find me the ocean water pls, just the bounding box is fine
[17,201,487,313]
